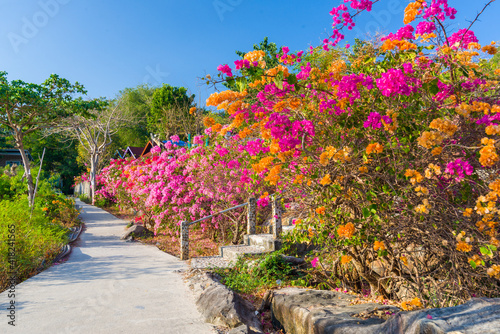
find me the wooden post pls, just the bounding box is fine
[180,221,189,260]
[271,195,282,238]
[247,197,256,235]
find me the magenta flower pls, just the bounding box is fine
[217,64,233,77]
[448,29,478,49]
[445,159,473,182]
[415,21,436,36]
[311,257,319,268]
[151,145,161,155]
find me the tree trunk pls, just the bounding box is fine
[15,133,34,206]
[90,153,98,205]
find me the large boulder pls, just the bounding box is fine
[121,224,146,240]
[270,287,500,334]
[186,270,263,333]
[271,288,397,334]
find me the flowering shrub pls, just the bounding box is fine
[97,137,275,244]
[198,0,500,306]
[97,0,499,306]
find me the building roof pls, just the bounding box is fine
[123,146,144,159]
[0,149,32,159]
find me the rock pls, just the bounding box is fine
[271,288,500,334]
[281,255,305,265]
[186,270,264,333]
[271,287,397,334]
[121,224,146,240]
[381,298,500,334]
[228,324,262,334]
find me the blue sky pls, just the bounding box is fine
[1,0,498,104]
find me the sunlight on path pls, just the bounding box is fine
[0,200,214,334]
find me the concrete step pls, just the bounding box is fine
[244,234,282,252]
[189,256,235,269]
[219,245,268,262]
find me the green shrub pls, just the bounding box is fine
[213,252,299,294]
[0,197,69,292]
[78,194,91,204]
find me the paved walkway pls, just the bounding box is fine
[0,200,215,334]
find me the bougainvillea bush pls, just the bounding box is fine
[97,136,275,244]
[203,0,500,306]
[97,0,499,307]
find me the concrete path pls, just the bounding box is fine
[0,200,215,334]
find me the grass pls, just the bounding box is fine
[0,198,70,293]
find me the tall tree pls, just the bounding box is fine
[24,132,83,194]
[235,37,281,69]
[55,104,131,204]
[112,84,156,148]
[0,72,101,206]
[148,84,200,139]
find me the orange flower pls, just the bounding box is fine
[366,142,383,155]
[189,107,197,114]
[320,174,332,186]
[429,118,458,137]
[479,138,499,167]
[463,208,473,217]
[401,297,422,311]
[487,265,500,279]
[203,117,216,128]
[293,174,305,185]
[374,240,386,251]
[359,166,368,173]
[456,241,472,252]
[404,0,423,24]
[405,169,424,185]
[340,255,352,265]
[319,151,329,166]
[42,207,49,212]
[315,206,326,215]
[431,147,443,156]
[211,123,222,133]
[337,223,355,239]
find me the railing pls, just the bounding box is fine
[180,195,283,260]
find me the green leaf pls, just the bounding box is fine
[469,260,477,269]
[362,207,371,218]
[377,250,388,257]
[480,246,492,257]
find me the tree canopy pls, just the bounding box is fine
[148,84,198,140]
[0,71,104,205]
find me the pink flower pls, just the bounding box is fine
[151,146,162,155]
[445,159,473,182]
[427,314,433,319]
[448,29,478,49]
[311,257,319,268]
[416,21,436,36]
[217,64,233,77]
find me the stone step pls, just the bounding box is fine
[189,256,235,269]
[244,234,282,252]
[220,245,268,262]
